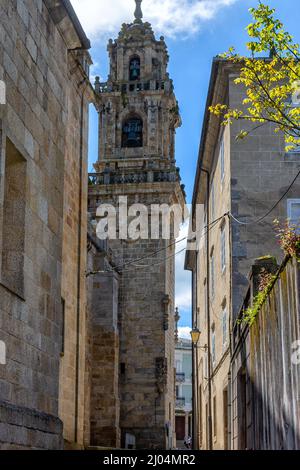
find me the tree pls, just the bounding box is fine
[209,2,300,151]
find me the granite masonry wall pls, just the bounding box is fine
[0,0,92,449]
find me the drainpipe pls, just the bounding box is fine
[193,317,200,450]
[192,258,198,450]
[201,167,213,450]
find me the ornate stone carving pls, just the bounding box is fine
[134,0,143,23]
[162,294,170,331]
[155,357,168,394]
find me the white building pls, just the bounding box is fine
[175,338,192,447]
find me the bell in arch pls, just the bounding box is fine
[129,57,140,81]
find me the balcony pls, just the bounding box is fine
[175,397,185,408]
[94,79,173,94]
[176,372,185,383]
[88,168,181,186]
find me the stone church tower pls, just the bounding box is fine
[88,0,185,449]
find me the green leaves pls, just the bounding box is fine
[241,272,277,326]
[209,3,300,152]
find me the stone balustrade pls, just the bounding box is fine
[175,397,185,408]
[89,168,181,186]
[95,78,173,94]
[175,372,185,383]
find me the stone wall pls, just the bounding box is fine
[229,75,300,318]
[89,11,184,449]
[0,0,92,449]
[189,60,300,450]
[231,256,300,449]
[58,49,92,449]
[0,400,63,450]
[192,120,232,450]
[88,182,183,449]
[87,234,121,448]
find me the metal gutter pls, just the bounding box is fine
[184,57,220,271]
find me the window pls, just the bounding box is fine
[223,387,229,449]
[129,56,140,81]
[1,139,26,297]
[221,225,226,273]
[211,329,216,366]
[220,136,225,182]
[222,308,227,351]
[211,181,215,221]
[199,385,203,447]
[152,58,161,79]
[204,351,208,378]
[210,252,215,299]
[175,360,181,372]
[183,384,192,404]
[287,199,300,229]
[202,213,207,249]
[213,396,217,439]
[237,368,247,449]
[176,385,179,398]
[122,117,143,148]
[0,340,6,365]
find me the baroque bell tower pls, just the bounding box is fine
[88,0,185,449]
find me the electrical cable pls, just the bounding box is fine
[112,213,227,271]
[120,215,223,273]
[86,212,228,276]
[108,213,227,273]
[229,167,300,225]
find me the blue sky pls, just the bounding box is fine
[71,0,299,337]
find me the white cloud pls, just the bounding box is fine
[89,61,103,84]
[175,220,191,313]
[71,0,237,40]
[178,326,192,340]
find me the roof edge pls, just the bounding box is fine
[61,0,91,49]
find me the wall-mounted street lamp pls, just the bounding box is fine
[190,325,200,345]
[190,326,207,351]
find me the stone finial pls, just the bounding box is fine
[174,307,180,342]
[134,0,143,22]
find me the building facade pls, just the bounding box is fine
[185,58,300,449]
[175,338,192,448]
[87,2,185,449]
[0,0,93,449]
[231,255,300,449]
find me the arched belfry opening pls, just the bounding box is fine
[129,56,140,81]
[122,116,143,147]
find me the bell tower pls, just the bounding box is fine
[88,0,185,449]
[94,0,180,169]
